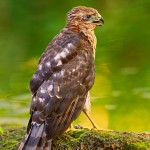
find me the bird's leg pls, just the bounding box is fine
[83,109,112,132]
[83,109,99,129]
[83,92,99,129]
[83,92,112,132]
[69,123,74,130]
[66,124,76,132]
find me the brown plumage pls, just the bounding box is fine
[18,6,104,150]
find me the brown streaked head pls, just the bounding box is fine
[67,6,104,30]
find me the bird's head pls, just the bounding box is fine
[67,6,104,31]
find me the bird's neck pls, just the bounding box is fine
[66,25,97,58]
[80,28,97,58]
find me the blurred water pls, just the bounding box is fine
[0,0,150,132]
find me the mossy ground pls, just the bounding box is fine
[0,127,150,150]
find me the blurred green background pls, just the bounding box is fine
[0,0,150,132]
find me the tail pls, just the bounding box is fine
[18,123,52,150]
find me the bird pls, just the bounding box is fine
[18,6,104,150]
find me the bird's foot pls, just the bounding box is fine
[98,128,113,132]
[92,125,113,132]
[83,110,113,132]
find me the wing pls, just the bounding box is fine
[29,29,95,140]
[30,29,81,94]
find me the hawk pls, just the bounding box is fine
[18,6,104,150]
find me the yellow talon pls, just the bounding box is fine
[66,124,76,132]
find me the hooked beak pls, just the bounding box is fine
[93,17,104,26]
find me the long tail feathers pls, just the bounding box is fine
[18,123,52,150]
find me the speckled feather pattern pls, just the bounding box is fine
[30,28,95,140]
[18,6,102,150]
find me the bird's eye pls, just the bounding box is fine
[85,15,91,19]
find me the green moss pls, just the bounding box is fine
[0,127,150,150]
[0,127,26,150]
[67,129,87,139]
